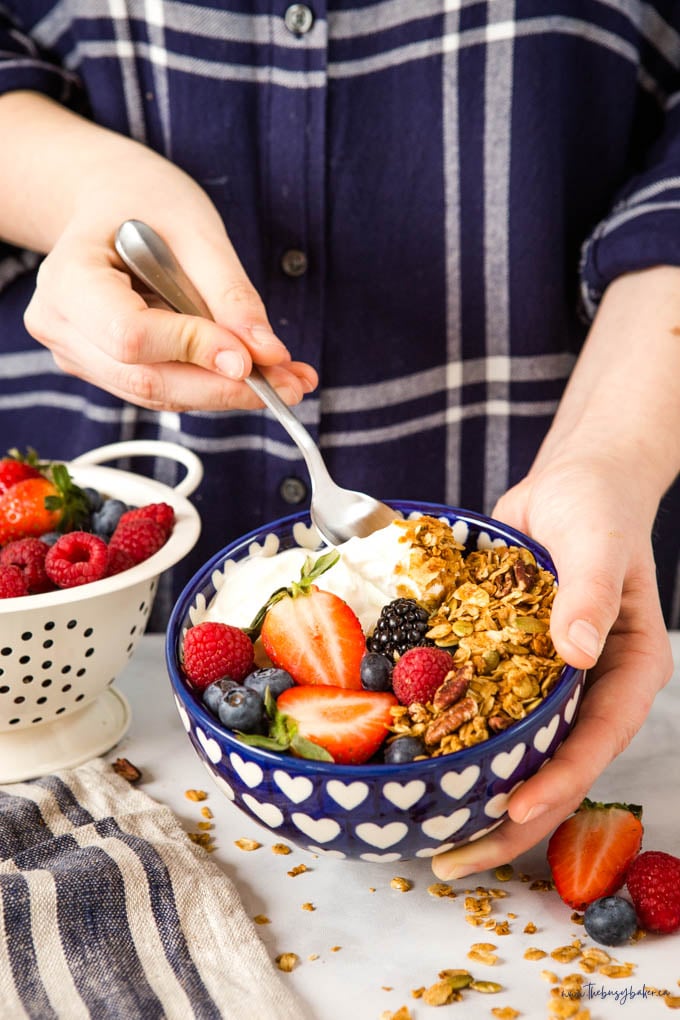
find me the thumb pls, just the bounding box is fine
[546,526,627,669]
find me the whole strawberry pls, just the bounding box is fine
[183,621,255,689]
[0,463,88,544]
[391,646,454,706]
[0,449,43,495]
[626,850,680,934]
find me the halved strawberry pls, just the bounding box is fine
[547,799,643,911]
[276,686,398,764]
[262,585,365,689]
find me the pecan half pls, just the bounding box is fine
[424,696,478,747]
[432,663,474,712]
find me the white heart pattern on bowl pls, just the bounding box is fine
[533,714,560,753]
[229,752,263,788]
[355,821,408,849]
[415,843,455,858]
[195,726,222,764]
[360,852,403,864]
[484,781,524,819]
[326,779,369,810]
[564,685,581,724]
[421,808,470,841]
[242,793,284,829]
[439,764,480,800]
[382,780,426,810]
[292,813,341,844]
[307,846,347,860]
[490,742,526,779]
[273,770,314,804]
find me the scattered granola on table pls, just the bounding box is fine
[384,518,564,757]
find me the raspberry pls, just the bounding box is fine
[117,502,175,537]
[0,537,51,593]
[391,646,454,706]
[106,545,136,577]
[0,564,29,598]
[109,517,167,565]
[182,621,255,690]
[45,531,109,589]
[626,850,680,934]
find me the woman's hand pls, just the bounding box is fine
[433,265,680,881]
[0,91,317,411]
[432,454,673,881]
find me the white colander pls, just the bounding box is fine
[0,440,202,782]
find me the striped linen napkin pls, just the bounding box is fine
[0,758,309,1020]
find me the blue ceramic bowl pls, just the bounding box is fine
[166,502,585,863]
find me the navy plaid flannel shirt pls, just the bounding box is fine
[1,1,680,626]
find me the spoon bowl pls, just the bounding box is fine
[114,220,396,544]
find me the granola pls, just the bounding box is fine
[385,523,564,756]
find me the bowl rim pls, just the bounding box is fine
[166,502,583,777]
[0,462,201,612]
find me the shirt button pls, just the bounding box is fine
[279,475,308,504]
[284,4,314,36]
[280,249,308,278]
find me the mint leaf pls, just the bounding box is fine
[244,549,341,638]
[290,733,334,762]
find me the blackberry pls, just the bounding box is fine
[367,598,432,659]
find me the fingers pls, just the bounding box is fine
[432,599,673,882]
[29,301,316,412]
[25,240,319,411]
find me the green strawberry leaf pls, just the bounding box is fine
[290,733,334,762]
[235,731,291,751]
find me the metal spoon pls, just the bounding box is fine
[114,219,397,545]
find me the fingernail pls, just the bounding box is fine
[215,350,246,379]
[431,849,481,882]
[250,325,285,348]
[515,802,549,825]
[568,619,601,660]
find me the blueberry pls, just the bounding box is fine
[91,498,128,538]
[360,652,393,691]
[383,735,426,764]
[217,686,266,734]
[202,676,241,717]
[244,667,295,699]
[583,896,638,946]
[82,487,104,513]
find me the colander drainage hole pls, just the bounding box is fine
[22,676,34,685]
[0,686,8,694]
[19,655,30,665]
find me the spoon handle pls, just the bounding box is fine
[114,220,328,484]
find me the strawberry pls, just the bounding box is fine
[183,621,255,689]
[626,850,680,934]
[0,449,43,495]
[547,799,643,910]
[0,463,88,545]
[392,646,454,706]
[255,552,365,690]
[0,477,62,545]
[275,686,398,764]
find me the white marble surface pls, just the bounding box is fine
[112,633,680,1020]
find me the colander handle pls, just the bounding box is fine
[70,440,203,497]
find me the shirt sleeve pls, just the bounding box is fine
[0,12,83,106]
[579,98,680,319]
